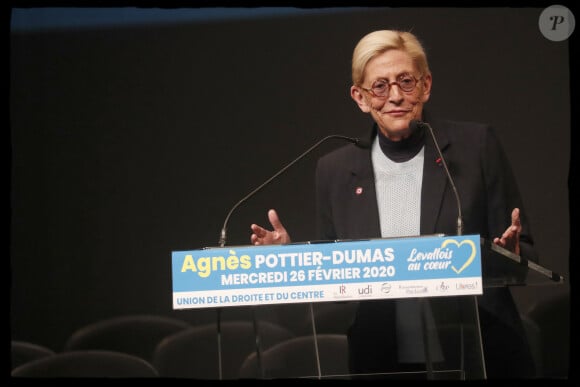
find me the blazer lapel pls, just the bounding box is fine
[421,122,450,235]
[348,147,382,239]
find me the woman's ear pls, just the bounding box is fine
[421,73,432,103]
[350,85,372,113]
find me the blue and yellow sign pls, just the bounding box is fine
[171,234,482,309]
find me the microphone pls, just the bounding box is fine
[411,120,464,236]
[218,134,369,247]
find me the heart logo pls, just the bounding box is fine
[441,239,477,274]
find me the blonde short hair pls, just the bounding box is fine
[351,30,430,86]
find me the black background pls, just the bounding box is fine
[10,5,572,354]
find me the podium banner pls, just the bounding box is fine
[171,234,482,309]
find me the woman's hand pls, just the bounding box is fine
[493,208,521,255]
[250,209,291,245]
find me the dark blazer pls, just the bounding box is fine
[314,117,537,378]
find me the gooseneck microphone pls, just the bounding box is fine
[218,134,370,247]
[411,120,464,236]
[214,134,368,380]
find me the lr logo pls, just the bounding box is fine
[357,285,372,295]
[539,5,575,41]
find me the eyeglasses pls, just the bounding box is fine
[360,73,422,98]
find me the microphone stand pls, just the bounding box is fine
[215,134,365,379]
[216,307,223,380]
[415,120,464,379]
[215,297,263,379]
[419,298,434,380]
[308,302,323,379]
[418,121,464,236]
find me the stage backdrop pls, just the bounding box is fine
[10,6,571,352]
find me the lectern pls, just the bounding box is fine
[171,235,564,380]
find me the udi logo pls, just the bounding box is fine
[357,284,373,296]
